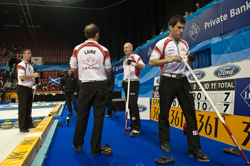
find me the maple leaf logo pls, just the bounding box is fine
[82,57,100,66]
[35,58,39,61]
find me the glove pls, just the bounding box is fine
[188,54,196,62]
[126,59,137,66]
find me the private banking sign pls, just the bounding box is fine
[182,0,250,46]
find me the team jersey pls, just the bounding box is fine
[70,40,111,81]
[123,54,145,81]
[150,37,189,75]
[17,60,34,88]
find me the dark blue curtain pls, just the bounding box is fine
[190,48,211,69]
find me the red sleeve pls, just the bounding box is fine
[104,51,110,58]
[16,65,25,71]
[137,57,142,63]
[72,50,77,57]
[153,45,161,55]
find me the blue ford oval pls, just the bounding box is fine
[156,78,160,84]
[138,105,147,112]
[213,65,240,78]
[188,70,206,80]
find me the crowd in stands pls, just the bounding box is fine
[183,2,201,19]
[0,66,17,93]
[0,40,23,66]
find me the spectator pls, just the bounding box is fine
[104,68,118,118]
[60,69,78,116]
[5,69,9,81]
[10,68,16,83]
[11,80,17,90]
[38,80,42,89]
[196,3,200,11]
[40,70,44,80]
[11,95,16,103]
[17,47,22,52]
[42,82,47,89]
[52,83,55,89]
[1,89,5,103]
[0,78,2,89]
[183,11,189,19]
[1,70,5,83]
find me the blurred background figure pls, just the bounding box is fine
[104,68,118,118]
[1,89,5,103]
[196,3,200,11]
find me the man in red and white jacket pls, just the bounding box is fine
[70,23,112,156]
[122,42,145,137]
[149,15,209,162]
[17,49,40,132]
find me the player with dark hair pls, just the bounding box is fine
[149,15,210,162]
[71,23,112,156]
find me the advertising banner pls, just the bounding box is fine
[113,60,124,75]
[128,97,150,120]
[182,0,250,46]
[136,40,158,65]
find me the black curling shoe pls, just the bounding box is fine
[189,150,210,162]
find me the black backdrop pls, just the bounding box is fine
[0,0,213,61]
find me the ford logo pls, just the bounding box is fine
[188,70,206,80]
[213,65,240,78]
[156,78,160,84]
[138,105,147,112]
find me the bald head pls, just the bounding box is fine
[124,43,133,57]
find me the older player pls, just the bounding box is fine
[123,42,145,137]
[17,49,40,132]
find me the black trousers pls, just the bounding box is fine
[106,91,117,115]
[17,85,33,130]
[122,81,141,131]
[73,81,107,154]
[64,92,78,113]
[158,76,201,152]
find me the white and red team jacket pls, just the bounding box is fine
[150,37,189,75]
[17,60,34,88]
[123,54,145,81]
[70,40,111,81]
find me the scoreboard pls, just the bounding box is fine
[186,60,250,117]
[183,79,235,114]
[150,59,250,151]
